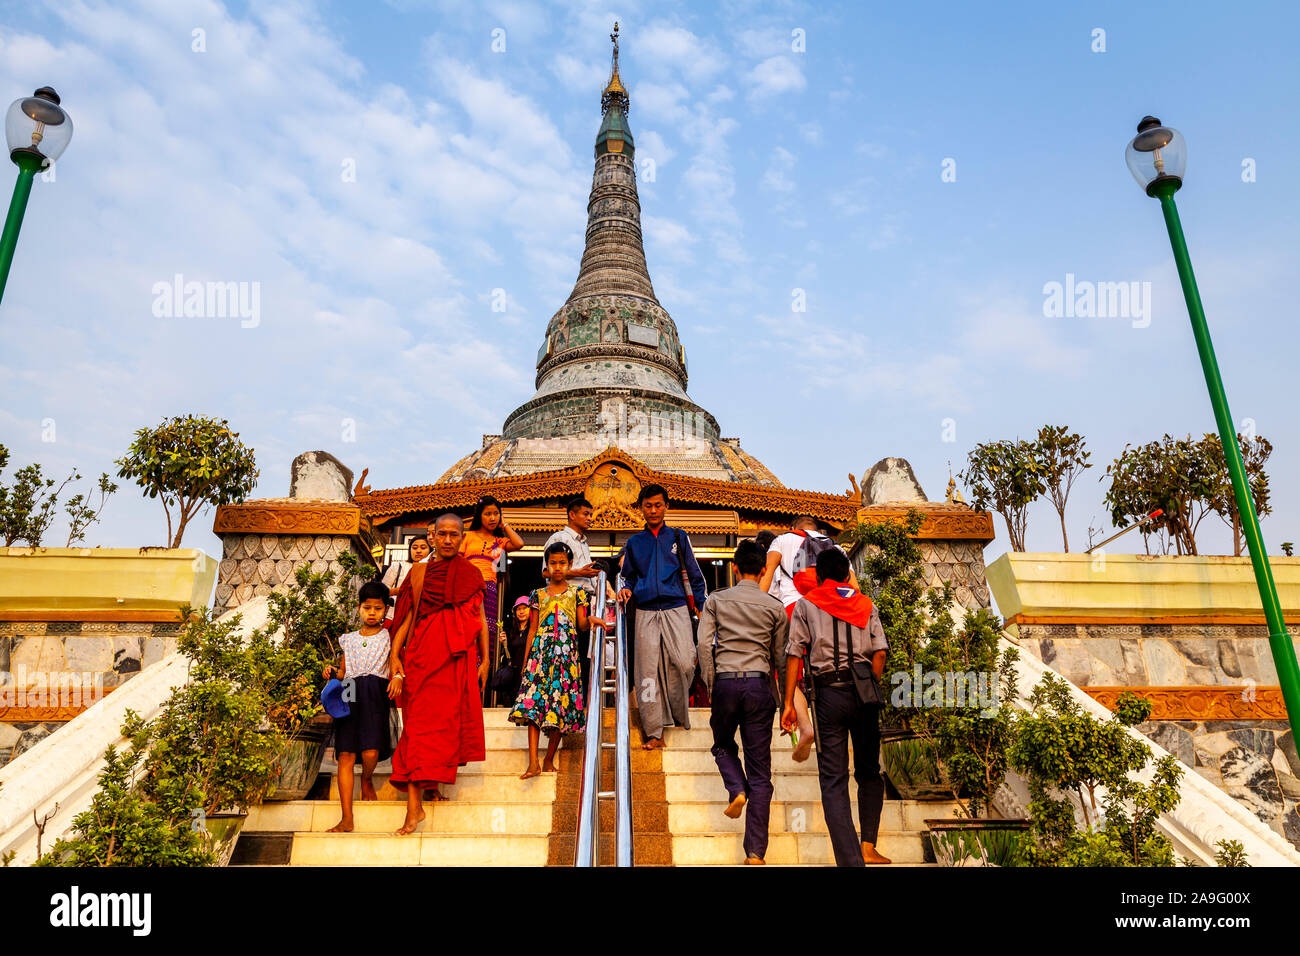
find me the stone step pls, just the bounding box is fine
[328,770,557,802]
[663,770,962,814]
[662,748,834,774]
[666,799,963,835]
[667,770,824,803]
[672,831,929,866]
[289,832,549,866]
[482,725,578,749]
[248,800,555,834]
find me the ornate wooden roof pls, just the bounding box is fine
[357,446,858,527]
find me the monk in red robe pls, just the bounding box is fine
[388,513,490,834]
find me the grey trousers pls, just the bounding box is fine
[633,605,695,740]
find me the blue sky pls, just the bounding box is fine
[1,0,1297,571]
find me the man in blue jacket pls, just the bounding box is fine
[617,483,708,749]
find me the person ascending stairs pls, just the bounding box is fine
[782,547,892,866]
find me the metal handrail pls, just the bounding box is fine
[574,571,634,866]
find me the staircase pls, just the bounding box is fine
[241,710,560,866]
[662,708,953,866]
[238,704,953,866]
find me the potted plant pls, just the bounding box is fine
[261,551,366,801]
[1009,673,1184,866]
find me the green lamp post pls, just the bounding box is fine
[1127,115,1300,742]
[1,86,73,306]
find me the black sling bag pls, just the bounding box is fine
[831,614,883,707]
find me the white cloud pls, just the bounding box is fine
[746,55,805,98]
[637,23,726,82]
[643,215,697,262]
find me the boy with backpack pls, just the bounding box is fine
[758,516,860,761]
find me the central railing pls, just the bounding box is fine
[574,570,633,866]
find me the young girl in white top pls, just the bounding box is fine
[322,580,396,832]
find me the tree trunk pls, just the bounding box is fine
[1059,510,1069,553]
[1004,513,1023,552]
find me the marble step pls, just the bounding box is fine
[666,770,830,803]
[328,770,557,802]
[289,832,549,866]
[662,748,839,774]
[667,799,964,835]
[248,800,554,834]
[672,831,928,866]
[662,769,964,811]
[480,725,570,748]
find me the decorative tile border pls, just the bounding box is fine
[0,688,115,722]
[1083,685,1287,720]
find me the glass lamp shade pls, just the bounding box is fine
[5,88,73,162]
[1125,116,1185,192]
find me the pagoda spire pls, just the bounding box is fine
[602,21,629,115]
[502,23,721,444]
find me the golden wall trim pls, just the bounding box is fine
[1008,612,1299,627]
[213,501,364,536]
[853,504,997,542]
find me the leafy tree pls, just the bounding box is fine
[115,415,258,547]
[261,551,367,735]
[1202,432,1272,557]
[36,711,213,867]
[140,607,282,817]
[1214,839,1250,867]
[841,509,927,728]
[1034,425,1091,552]
[1010,674,1182,866]
[915,605,1019,818]
[0,444,80,547]
[64,473,118,546]
[959,439,1044,552]
[843,510,1019,818]
[1103,435,1219,555]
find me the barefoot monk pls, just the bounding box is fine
[388,513,490,834]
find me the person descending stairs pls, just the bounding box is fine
[236,711,561,866]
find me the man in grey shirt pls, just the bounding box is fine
[783,547,891,866]
[698,539,788,864]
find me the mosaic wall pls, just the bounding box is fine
[852,537,992,612]
[1013,622,1300,687]
[1145,719,1300,848]
[918,539,991,610]
[214,532,367,616]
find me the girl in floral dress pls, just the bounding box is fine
[511,541,588,779]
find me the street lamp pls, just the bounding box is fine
[1128,115,1300,742]
[1,86,72,306]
